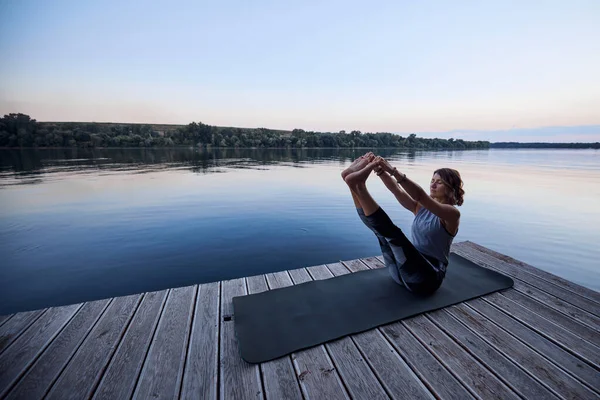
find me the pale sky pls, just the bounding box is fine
[1,0,599,142]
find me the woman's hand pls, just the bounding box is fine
[375,156,395,174]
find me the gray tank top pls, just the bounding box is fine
[411,206,456,266]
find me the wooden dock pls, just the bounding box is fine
[0,241,598,399]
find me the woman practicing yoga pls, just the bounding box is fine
[342,153,465,295]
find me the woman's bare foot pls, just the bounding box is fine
[344,159,379,188]
[341,152,375,180]
[341,157,365,180]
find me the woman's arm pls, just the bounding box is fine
[377,170,418,214]
[376,157,460,223]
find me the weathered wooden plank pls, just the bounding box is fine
[453,245,600,317]
[427,309,559,399]
[321,263,433,399]
[4,299,110,400]
[352,329,433,400]
[133,286,196,400]
[502,289,600,346]
[342,258,375,273]
[438,305,594,399]
[373,256,387,266]
[0,309,47,355]
[354,259,475,399]
[246,274,268,295]
[324,262,354,277]
[296,265,393,399]
[485,292,600,368]
[265,270,349,400]
[467,297,600,392]
[93,290,168,400]
[512,279,600,331]
[464,241,600,304]
[362,256,383,266]
[403,314,520,399]
[219,278,263,400]
[180,283,220,400]
[379,321,475,399]
[0,315,12,328]
[45,294,142,400]
[245,274,302,400]
[0,304,81,398]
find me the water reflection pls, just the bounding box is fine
[0,147,468,186]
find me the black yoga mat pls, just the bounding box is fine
[233,253,513,363]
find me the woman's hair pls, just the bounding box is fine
[434,168,465,206]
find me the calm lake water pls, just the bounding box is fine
[1,147,598,314]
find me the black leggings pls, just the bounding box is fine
[358,206,446,295]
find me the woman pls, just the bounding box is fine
[341,153,465,295]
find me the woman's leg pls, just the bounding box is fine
[344,159,381,216]
[365,207,443,294]
[355,207,401,281]
[341,155,371,209]
[343,154,402,278]
[343,160,412,285]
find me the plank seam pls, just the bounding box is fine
[486,293,600,368]
[179,285,201,400]
[463,301,600,396]
[321,341,354,399]
[0,303,85,399]
[460,247,600,314]
[130,289,171,400]
[482,294,600,371]
[0,308,49,357]
[216,281,222,400]
[510,284,600,332]
[425,311,552,400]
[502,290,600,345]
[347,335,395,399]
[495,290,600,352]
[41,298,114,399]
[454,247,600,317]
[176,285,199,400]
[399,319,485,400]
[454,247,600,333]
[462,242,600,304]
[460,301,600,397]
[88,294,145,399]
[0,315,14,330]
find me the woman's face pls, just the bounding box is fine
[430,173,448,201]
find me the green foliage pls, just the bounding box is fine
[0,113,491,149]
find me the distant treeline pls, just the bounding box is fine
[490,142,599,149]
[0,113,489,149]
